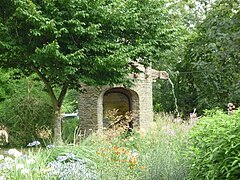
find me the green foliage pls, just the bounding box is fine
[62,117,79,144]
[0,77,54,146]
[61,89,78,113]
[0,0,179,87]
[94,113,189,179]
[0,68,13,102]
[187,109,240,179]
[153,0,240,116]
[175,0,240,114]
[151,0,191,115]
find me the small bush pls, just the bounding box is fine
[186,109,240,179]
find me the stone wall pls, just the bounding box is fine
[78,65,168,135]
[78,78,154,134]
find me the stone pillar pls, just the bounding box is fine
[78,87,100,134]
[132,80,154,132]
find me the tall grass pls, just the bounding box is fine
[137,113,190,180]
[0,113,190,179]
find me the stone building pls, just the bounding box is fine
[78,63,169,134]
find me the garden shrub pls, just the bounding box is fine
[187,109,240,179]
[0,78,54,146]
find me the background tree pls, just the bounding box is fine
[0,0,179,143]
[152,0,191,114]
[0,68,14,102]
[176,0,240,115]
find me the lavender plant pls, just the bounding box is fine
[45,152,97,180]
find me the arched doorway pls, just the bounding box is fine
[102,87,139,130]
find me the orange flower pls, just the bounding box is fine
[114,151,120,156]
[113,146,119,151]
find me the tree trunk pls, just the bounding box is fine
[53,107,63,145]
[32,66,68,145]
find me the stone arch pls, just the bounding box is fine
[97,87,139,131]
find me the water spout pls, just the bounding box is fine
[168,78,180,117]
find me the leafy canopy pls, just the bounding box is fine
[0,0,176,89]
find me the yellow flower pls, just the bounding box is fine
[129,156,138,165]
[120,147,127,153]
[40,167,53,173]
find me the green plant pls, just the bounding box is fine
[186,109,240,179]
[62,117,79,144]
[0,146,98,180]
[97,112,189,179]
[0,78,54,146]
[137,113,189,180]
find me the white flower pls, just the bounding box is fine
[47,144,55,149]
[16,163,24,170]
[21,168,30,174]
[4,156,14,163]
[8,149,23,157]
[0,175,6,180]
[26,158,35,165]
[131,150,139,157]
[27,140,41,147]
[8,148,17,155]
[0,155,4,161]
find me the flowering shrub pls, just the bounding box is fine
[103,109,134,140]
[0,147,97,179]
[96,145,145,178]
[0,149,40,179]
[0,113,189,179]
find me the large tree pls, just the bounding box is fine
[0,0,179,143]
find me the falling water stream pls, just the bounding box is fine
[168,78,180,117]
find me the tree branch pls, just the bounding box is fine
[58,83,68,107]
[31,65,58,109]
